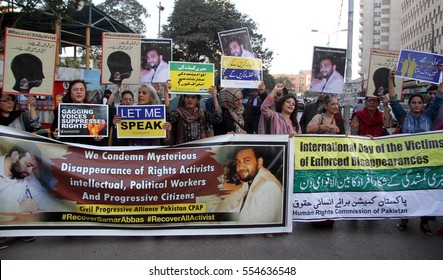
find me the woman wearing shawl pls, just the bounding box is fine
[213,88,247,135]
[165,85,221,145]
[350,95,391,137]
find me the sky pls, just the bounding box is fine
[94,0,360,79]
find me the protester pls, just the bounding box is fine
[165,85,221,145]
[51,80,106,146]
[258,84,287,134]
[389,68,443,236]
[112,84,171,146]
[299,92,328,134]
[244,82,268,134]
[102,89,112,105]
[213,87,247,135]
[260,83,300,136]
[306,94,345,135]
[1,89,41,133]
[305,94,345,227]
[425,84,438,109]
[350,95,392,137]
[108,88,134,146]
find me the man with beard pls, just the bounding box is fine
[140,48,170,84]
[0,143,62,213]
[216,147,282,223]
[310,56,344,94]
[228,39,255,58]
[0,143,74,249]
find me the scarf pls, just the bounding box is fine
[175,107,206,144]
[0,111,22,126]
[219,88,246,134]
[354,107,384,136]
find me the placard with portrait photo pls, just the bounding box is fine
[310,46,347,94]
[140,38,173,84]
[218,27,255,58]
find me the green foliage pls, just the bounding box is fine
[263,70,276,90]
[274,75,294,90]
[42,0,85,15]
[1,1,84,27]
[162,0,274,77]
[96,0,149,34]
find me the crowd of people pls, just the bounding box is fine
[1,66,443,249]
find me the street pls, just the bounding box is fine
[1,218,442,259]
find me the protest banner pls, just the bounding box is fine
[0,128,292,236]
[116,105,166,138]
[396,49,443,83]
[169,62,214,94]
[58,104,108,137]
[220,56,262,89]
[293,132,443,221]
[367,48,403,98]
[101,32,141,85]
[2,28,57,96]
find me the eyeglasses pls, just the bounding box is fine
[0,98,16,103]
[122,98,134,102]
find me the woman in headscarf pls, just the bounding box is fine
[213,88,247,135]
[165,85,221,145]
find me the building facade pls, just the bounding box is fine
[273,70,311,95]
[358,0,442,100]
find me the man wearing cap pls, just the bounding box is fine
[350,95,392,137]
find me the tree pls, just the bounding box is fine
[274,75,294,92]
[75,0,149,64]
[0,0,84,52]
[96,0,149,34]
[162,0,274,88]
